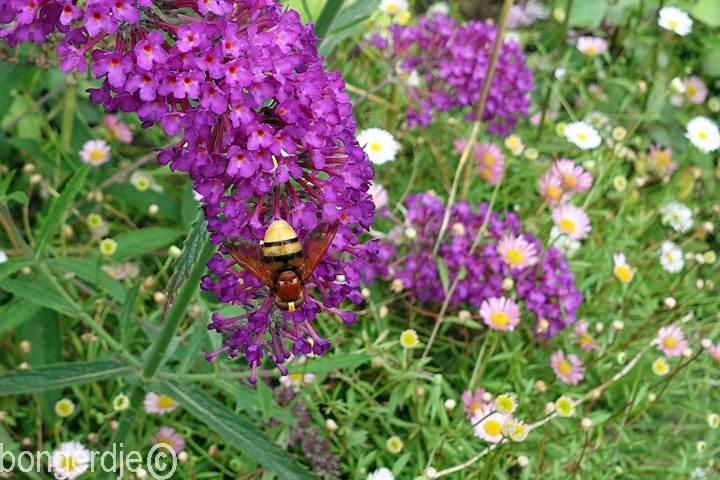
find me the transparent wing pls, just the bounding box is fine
[301,220,339,282]
[223,237,274,287]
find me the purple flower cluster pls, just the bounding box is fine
[1,0,376,380]
[366,193,582,337]
[375,14,534,136]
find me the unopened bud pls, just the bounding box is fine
[93,191,103,202]
[136,468,148,480]
[697,440,707,453]
[168,245,181,258]
[664,297,676,309]
[391,279,404,293]
[426,467,438,479]
[702,338,713,349]
[109,420,119,431]
[617,352,627,364]
[444,399,456,411]
[588,388,601,400]
[21,266,32,275]
[208,444,219,457]
[534,380,546,393]
[695,253,706,265]
[404,227,417,240]
[669,77,685,94]
[452,223,466,236]
[378,305,389,318]
[416,387,425,398]
[537,318,549,333]
[178,451,188,464]
[63,225,74,238]
[581,417,592,431]
[20,340,30,353]
[361,288,371,299]
[595,322,604,333]
[29,174,42,185]
[517,455,529,468]
[482,392,493,403]
[22,164,35,173]
[87,433,98,443]
[612,320,624,330]
[325,419,338,432]
[153,291,166,304]
[502,277,514,291]
[458,310,471,322]
[19,362,29,370]
[148,204,159,216]
[696,279,705,289]
[681,347,692,358]
[544,402,555,415]
[704,251,717,264]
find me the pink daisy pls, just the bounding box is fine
[709,344,720,362]
[79,139,111,166]
[576,36,608,57]
[479,296,521,331]
[538,171,569,205]
[143,392,180,415]
[683,75,708,105]
[461,388,487,419]
[104,114,133,144]
[475,142,504,169]
[551,204,591,240]
[368,182,389,210]
[550,349,585,385]
[656,325,688,357]
[150,426,186,453]
[571,320,599,352]
[551,159,593,192]
[496,233,539,270]
[279,356,316,391]
[648,144,677,175]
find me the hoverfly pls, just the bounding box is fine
[223,219,339,312]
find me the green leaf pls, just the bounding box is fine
[119,282,140,349]
[0,277,77,317]
[314,0,345,41]
[111,227,182,261]
[5,190,28,205]
[47,257,126,302]
[181,181,201,232]
[693,0,720,27]
[0,299,42,334]
[0,360,133,394]
[216,380,296,425]
[256,378,274,423]
[568,0,608,29]
[287,352,371,374]
[165,212,208,313]
[317,0,380,56]
[0,169,15,196]
[436,257,450,296]
[148,381,313,480]
[34,163,90,257]
[105,183,181,222]
[0,258,32,282]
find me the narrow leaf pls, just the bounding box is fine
[216,380,296,425]
[34,163,90,256]
[112,227,182,261]
[47,257,126,302]
[165,211,208,313]
[313,0,344,41]
[0,258,32,282]
[0,277,77,317]
[0,360,133,394]
[436,257,450,296]
[0,299,42,334]
[119,282,140,348]
[287,352,371,374]
[149,380,313,480]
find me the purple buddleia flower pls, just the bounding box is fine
[374,15,534,136]
[1,0,376,381]
[365,193,582,337]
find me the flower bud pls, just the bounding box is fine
[537,318,549,333]
[611,126,627,141]
[20,340,30,353]
[581,417,592,431]
[19,362,29,370]
[178,451,188,464]
[613,176,627,192]
[523,148,539,160]
[544,402,555,415]
[664,297,676,309]
[208,444,219,457]
[136,468,148,480]
[555,122,567,136]
[21,437,32,449]
[416,387,425,398]
[148,204,159,215]
[378,305,389,318]
[22,164,35,173]
[109,420,119,431]
[648,393,657,402]
[153,291,166,304]
[681,347,692,358]
[168,245,181,258]
[404,227,418,240]
[617,352,627,364]
[386,436,404,454]
[29,174,43,185]
[696,440,707,453]
[325,419,338,432]
[612,320,624,330]
[708,412,720,429]
[87,433,99,443]
[534,380,546,393]
[458,310,471,322]
[704,250,717,264]
[517,455,529,468]
[502,277,514,291]
[588,388,601,400]
[709,96,720,112]
[361,288,371,299]
[696,279,705,289]
[444,399,456,411]
[451,223,466,236]
[425,467,438,479]
[391,279,404,293]
[701,338,713,350]
[595,322,604,333]
[669,77,685,94]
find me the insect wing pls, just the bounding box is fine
[301,220,339,282]
[223,237,273,287]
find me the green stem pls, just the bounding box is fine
[60,82,77,151]
[140,240,214,380]
[469,331,499,391]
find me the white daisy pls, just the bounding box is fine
[379,0,408,15]
[584,111,609,129]
[51,441,90,480]
[0,250,7,263]
[427,2,449,15]
[473,406,510,443]
[659,241,684,273]
[662,201,693,233]
[685,116,720,153]
[366,468,394,480]
[564,121,601,150]
[356,128,400,165]
[658,7,692,36]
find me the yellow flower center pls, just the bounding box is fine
[562,174,578,187]
[585,46,597,55]
[58,402,71,414]
[560,218,576,234]
[579,334,593,347]
[482,153,495,166]
[387,4,398,13]
[496,397,513,412]
[480,169,492,181]
[400,331,417,347]
[687,86,697,96]
[577,133,588,141]
[505,248,524,265]
[698,131,708,140]
[469,402,483,416]
[61,455,78,473]
[490,311,509,327]
[655,151,670,167]
[663,337,677,349]
[546,185,561,200]
[290,373,304,382]
[665,253,674,262]
[614,265,632,282]
[558,360,572,376]
[156,437,174,450]
[483,419,502,437]
[90,150,105,162]
[157,395,176,409]
[370,142,383,152]
[669,20,678,29]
